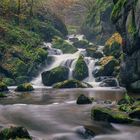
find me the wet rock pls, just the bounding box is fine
[99,78,118,87]
[129,108,140,119]
[86,47,103,59]
[0,82,8,92]
[91,107,133,124]
[52,36,77,53]
[15,83,34,92]
[73,39,90,49]
[53,79,92,89]
[77,94,92,105]
[93,56,119,77]
[117,93,135,105]
[0,126,31,139]
[73,55,89,81]
[42,66,69,86]
[104,33,122,59]
[95,76,113,82]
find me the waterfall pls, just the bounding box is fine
[31,35,120,88]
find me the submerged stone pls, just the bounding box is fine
[77,94,92,105]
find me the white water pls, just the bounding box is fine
[31,35,120,88]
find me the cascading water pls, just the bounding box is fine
[31,35,120,88]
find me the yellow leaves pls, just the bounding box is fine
[105,32,122,46]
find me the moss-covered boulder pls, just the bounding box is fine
[73,39,90,49]
[104,33,122,58]
[93,56,119,77]
[0,82,8,92]
[77,94,92,105]
[2,78,15,86]
[91,107,133,124]
[73,55,89,80]
[15,83,34,92]
[117,93,135,105]
[42,66,69,86]
[53,79,92,89]
[0,126,31,139]
[86,47,103,59]
[52,36,77,54]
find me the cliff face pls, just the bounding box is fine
[111,0,140,92]
[81,0,115,45]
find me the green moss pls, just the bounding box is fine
[73,55,88,80]
[15,83,34,92]
[42,66,69,86]
[0,93,7,98]
[2,78,15,86]
[0,82,8,92]
[73,40,90,49]
[91,107,133,124]
[52,36,77,53]
[111,0,127,23]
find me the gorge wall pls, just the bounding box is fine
[111,0,140,92]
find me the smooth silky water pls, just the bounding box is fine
[1,87,137,140]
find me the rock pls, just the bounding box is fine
[42,66,69,86]
[104,33,122,59]
[91,107,133,124]
[73,55,89,80]
[86,47,103,59]
[77,94,92,105]
[129,108,140,119]
[99,78,119,87]
[111,0,140,92]
[95,76,113,82]
[2,78,15,86]
[0,126,31,139]
[117,93,135,105]
[93,56,119,77]
[53,79,92,89]
[15,83,34,92]
[73,39,90,49]
[0,82,8,92]
[0,93,7,98]
[52,36,77,53]
[130,80,140,93]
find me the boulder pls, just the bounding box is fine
[73,39,90,49]
[93,56,119,77]
[52,36,77,53]
[117,93,135,105]
[86,47,103,59]
[73,55,89,80]
[15,83,34,92]
[99,78,119,87]
[0,126,31,139]
[0,82,8,92]
[130,80,140,93]
[91,107,133,124]
[42,66,69,86]
[53,79,92,89]
[104,33,122,59]
[77,94,92,105]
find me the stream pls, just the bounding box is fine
[1,35,140,140]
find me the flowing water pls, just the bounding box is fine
[1,87,136,140]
